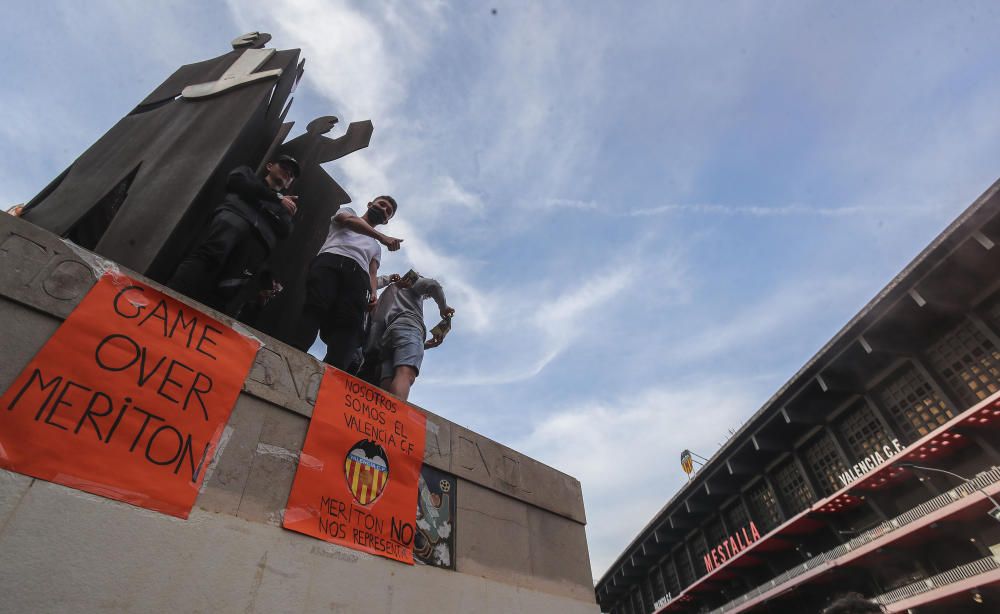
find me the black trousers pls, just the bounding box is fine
[292,253,370,370]
[167,210,267,315]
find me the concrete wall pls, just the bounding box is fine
[0,214,599,614]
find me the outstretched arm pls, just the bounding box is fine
[376,274,401,289]
[414,277,454,319]
[420,277,454,350]
[334,210,403,251]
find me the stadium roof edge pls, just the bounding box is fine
[595,174,1000,592]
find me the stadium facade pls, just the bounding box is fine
[595,179,1000,614]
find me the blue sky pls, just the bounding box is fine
[4,1,1000,582]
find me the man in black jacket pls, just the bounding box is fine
[167,155,300,314]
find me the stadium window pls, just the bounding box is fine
[877,363,954,443]
[927,318,1000,410]
[802,431,849,496]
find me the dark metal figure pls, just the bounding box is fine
[167,155,300,314]
[21,33,300,281]
[250,116,374,343]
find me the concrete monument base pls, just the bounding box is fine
[0,213,599,614]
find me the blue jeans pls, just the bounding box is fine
[379,323,425,378]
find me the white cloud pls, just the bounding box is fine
[0,0,209,206]
[657,276,863,367]
[381,217,494,332]
[422,261,639,386]
[539,198,600,211]
[229,0,502,331]
[514,377,765,582]
[228,0,636,390]
[533,264,636,348]
[230,0,438,121]
[426,175,484,213]
[468,8,607,193]
[530,200,942,219]
[402,175,485,221]
[629,203,938,218]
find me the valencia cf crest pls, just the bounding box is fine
[344,440,389,505]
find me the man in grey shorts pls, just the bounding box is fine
[366,272,454,401]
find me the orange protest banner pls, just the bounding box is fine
[283,368,427,564]
[0,273,259,518]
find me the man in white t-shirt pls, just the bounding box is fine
[292,196,402,369]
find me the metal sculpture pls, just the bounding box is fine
[22,33,301,281]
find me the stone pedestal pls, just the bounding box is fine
[0,214,598,613]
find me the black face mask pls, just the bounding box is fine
[367,207,388,225]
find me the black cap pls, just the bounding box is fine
[273,154,301,178]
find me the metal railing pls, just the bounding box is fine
[874,555,1000,605]
[702,466,1000,614]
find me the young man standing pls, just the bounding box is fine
[168,155,300,314]
[293,196,402,369]
[366,272,454,401]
